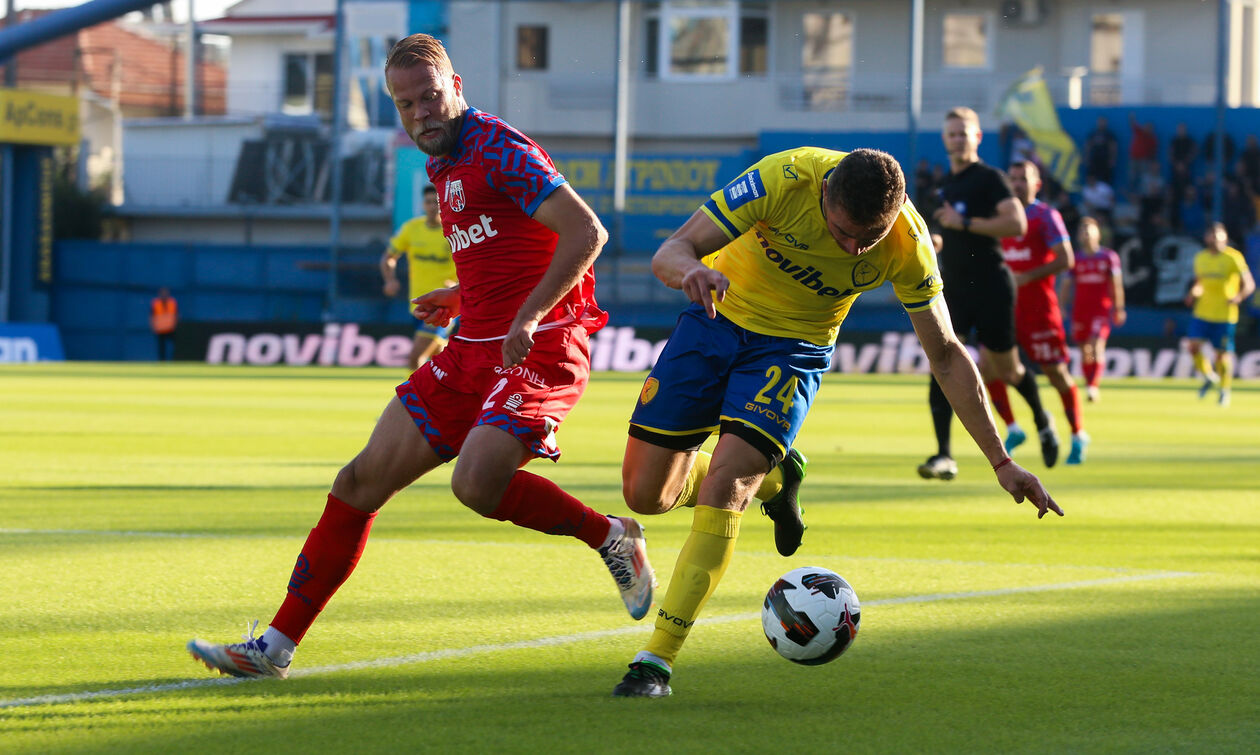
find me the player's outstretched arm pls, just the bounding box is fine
[380,248,402,297]
[1111,263,1127,326]
[1233,265,1256,306]
[652,209,732,318]
[412,285,460,326]
[503,184,607,367]
[909,300,1063,519]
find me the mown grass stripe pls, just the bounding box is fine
[0,571,1198,710]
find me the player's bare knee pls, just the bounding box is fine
[333,459,361,497]
[621,476,674,515]
[449,468,500,516]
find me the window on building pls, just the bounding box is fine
[1090,13,1123,104]
[1090,14,1123,74]
[283,52,334,118]
[801,12,853,109]
[517,25,549,71]
[802,12,852,72]
[643,1,768,79]
[739,13,767,75]
[943,12,990,69]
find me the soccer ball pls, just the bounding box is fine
[761,566,860,665]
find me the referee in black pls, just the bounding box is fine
[919,106,1059,480]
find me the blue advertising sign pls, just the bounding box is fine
[0,322,64,362]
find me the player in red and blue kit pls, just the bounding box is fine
[187,34,655,680]
[1059,216,1126,404]
[998,161,1090,465]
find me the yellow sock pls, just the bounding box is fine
[755,464,784,501]
[1219,355,1233,391]
[643,505,742,666]
[674,451,711,509]
[1193,352,1218,382]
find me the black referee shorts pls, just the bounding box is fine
[942,265,1017,353]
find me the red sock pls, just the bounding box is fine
[489,470,612,549]
[1059,385,1083,434]
[1082,360,1100,387]
[986,380,1016,426]
[270,494,377,643]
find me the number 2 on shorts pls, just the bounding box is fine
[753,365,797,413]
[482,377,509,411]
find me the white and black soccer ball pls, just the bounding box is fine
[761,566,860,665]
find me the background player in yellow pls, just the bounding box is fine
[1184,222,1255,406]
[380,184,458,370]
[611,147,1062,698]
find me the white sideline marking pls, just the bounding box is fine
[0,528,1177,573]
[0,571,1196,710]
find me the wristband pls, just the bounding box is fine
[993,457,1012,472]
[962,216,971,233]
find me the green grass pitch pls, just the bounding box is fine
[1,363,1257,753]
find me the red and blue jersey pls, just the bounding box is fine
[426,107,603,341]
[1001,199,1070,314]
[1070,247,1122,317]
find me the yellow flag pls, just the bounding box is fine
[996,67,1080,192]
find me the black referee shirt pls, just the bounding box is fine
[937,161,1015,281]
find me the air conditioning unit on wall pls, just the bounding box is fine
[1002,0,1046,27]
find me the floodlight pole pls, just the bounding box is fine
[906,0,924,180]
[184,0,195,118]
[326,0,347,320]
[4,0,16,85]
[612,0,632,262]
[1212,0,1228,223]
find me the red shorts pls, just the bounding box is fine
[1015,304,1068,365]
[1071,314,1112,344]
[395,324,591,462]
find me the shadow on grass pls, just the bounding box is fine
[3,586,1257,753]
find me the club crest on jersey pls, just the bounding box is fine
[852,259,880,287]
[445,179,466,212]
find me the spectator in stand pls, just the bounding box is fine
[1084,116,1118,184]
[1241,135,1260,193]
[914,158,936,213]
[1137,160,1167,227]
[1178,185,1207,240]
[1204,131,1237,173]
[1169,122,1197,175]
[1081,173,1116,228]
[918,162,946,223]
[1052,187,1082,240]
[1168,123,1197,231]
[1127,115,1158,195]
[1197,170,1219,213]
[1222,179,1255,245]
[1169,159,1194,231]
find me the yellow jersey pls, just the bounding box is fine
[700,147,942,346]
[389,217,457,300]
[1192,247,1250,324]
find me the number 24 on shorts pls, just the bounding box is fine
[754,366,798,413]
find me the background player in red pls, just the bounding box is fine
[187,33,655,679]
[1059,216,1125,404]
[996,161,1089,465]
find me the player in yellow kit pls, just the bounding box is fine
[1185,222,1255,406]
[381,184,458,370]
[611,147,1062,698]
